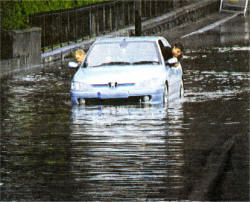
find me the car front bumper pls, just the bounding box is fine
[70,88,164,105]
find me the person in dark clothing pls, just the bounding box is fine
[163,43,184,61]
[163,43,184,67]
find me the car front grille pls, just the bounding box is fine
[91,83,135,88]
[82,96,144,105]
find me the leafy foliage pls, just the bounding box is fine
[0,0,108,31]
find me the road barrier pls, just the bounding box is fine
[29,0,190,53]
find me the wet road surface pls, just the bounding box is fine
[0,15,249,201]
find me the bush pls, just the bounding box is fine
[0,0,108,31]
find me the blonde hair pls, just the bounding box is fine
[75,49,86,57]
[75,49,86,63]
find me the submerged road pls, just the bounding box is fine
[0,14,249,201]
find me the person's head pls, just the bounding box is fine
[172,43,184,59]
[75,49,86,63]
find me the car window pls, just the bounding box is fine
[85,41,161,67]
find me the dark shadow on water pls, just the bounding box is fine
[182,92,249,201]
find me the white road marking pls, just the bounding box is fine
[181,13,240,39]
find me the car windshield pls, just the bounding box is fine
[85,41,161,67]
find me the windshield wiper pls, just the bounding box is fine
[133,61,160,65]
[92,61,131,67]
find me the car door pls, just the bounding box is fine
[158,38,183,98]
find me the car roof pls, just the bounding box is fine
[94,36,167,44]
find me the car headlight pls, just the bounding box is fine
[136,78,164,88]
[71,81,92,90]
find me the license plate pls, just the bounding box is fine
[97,90,128,99]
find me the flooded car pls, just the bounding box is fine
[69,37,184,105]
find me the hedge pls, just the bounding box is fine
[0,0,109,31]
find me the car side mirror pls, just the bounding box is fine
[167,58,178,64]
[68,61,79,69]
[165,57,179,67]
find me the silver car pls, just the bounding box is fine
[69,36,184,105]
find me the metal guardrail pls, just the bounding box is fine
[29,0,189,52]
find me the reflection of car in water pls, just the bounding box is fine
[69,37,184,105]
[70,104,184,200]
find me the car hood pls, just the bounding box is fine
[72,65,166,84]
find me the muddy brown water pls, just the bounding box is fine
[0,16,249,201]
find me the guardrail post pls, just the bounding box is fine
[110,3,113,31]
[103,5,106,33]
[112,2,116,31]
[96,5,100,36]
[42,15,45,52]
[135,0,142,16]
[89,6,92,37]
[60,10,63,47]
[149,0,152,17]
[122,1,125,28]
[67,10,70,45]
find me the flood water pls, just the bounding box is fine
[0,16,249,201]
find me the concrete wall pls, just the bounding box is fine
[0,27,42,78]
